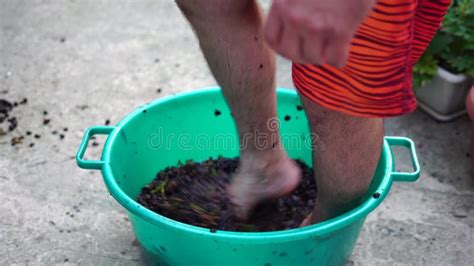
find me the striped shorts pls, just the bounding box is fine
[293,0,451,117]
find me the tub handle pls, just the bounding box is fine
[76,126,115,170]
[386,136,420,182]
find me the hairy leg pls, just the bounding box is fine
[176,0,300,219]
[299,94,384,225]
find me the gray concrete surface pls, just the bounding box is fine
[1,0,472,265]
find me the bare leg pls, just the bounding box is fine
[175,0,301,219]
[467,86,474,171]
[299,94,384,225]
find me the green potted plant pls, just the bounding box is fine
[413,0,474,121]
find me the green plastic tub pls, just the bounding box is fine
[76,88,420,266]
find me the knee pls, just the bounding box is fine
[302,95,383,140]
[176,0,253,19]
[300,96,348,133]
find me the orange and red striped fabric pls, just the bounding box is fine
[293,0,451,117]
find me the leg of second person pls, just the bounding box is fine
[175,0,301,219]
[300,95,384,225]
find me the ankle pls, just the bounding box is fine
[239,149,287,170]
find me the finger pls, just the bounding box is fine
[264,4,283,47]
[297,35,310,64]
[324,33,352,68]
[300,21,326,65]
[277,22,304,62]
[301,15,331,64]
[276,11,307,63]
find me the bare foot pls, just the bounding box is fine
[228,155,301,220]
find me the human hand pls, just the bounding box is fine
[264,0,375,67]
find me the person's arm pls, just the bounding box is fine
[264,0,375,67]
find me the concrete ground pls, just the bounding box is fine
[1,0,472,265]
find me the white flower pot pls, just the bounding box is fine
[415,66,473,121]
